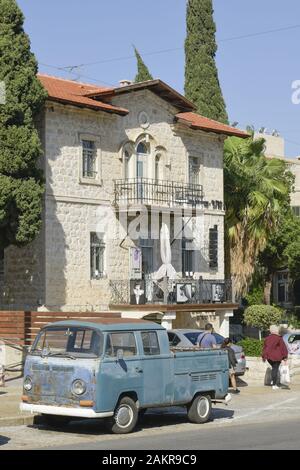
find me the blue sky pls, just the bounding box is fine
[18,0,300,157]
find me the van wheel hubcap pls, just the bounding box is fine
[197,398,209,418]
[116,405,133,428]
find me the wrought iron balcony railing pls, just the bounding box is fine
[109,278,233,305]
[114,178,204,208]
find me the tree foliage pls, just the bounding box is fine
[134,47,153,83]
[184,0,228,123]
[284,239,300,281]
[243,305,282,331]
[224,135,293,298]
[260,209,300,277]
[0,0,47,249]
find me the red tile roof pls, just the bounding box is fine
[38,74,128,115]
[176,112,249,138]
[38,75,247,138]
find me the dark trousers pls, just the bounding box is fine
[268,360,281,385]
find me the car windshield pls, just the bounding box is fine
[30,327,103,358]
[288,334,300,343]
[184,331,225,345]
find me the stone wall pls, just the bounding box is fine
[3,89,226,310]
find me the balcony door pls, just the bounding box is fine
[137,142,149,200]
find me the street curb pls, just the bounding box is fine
[0,415,36,427]
[0,414,45,427]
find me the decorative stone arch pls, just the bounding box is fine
[118,140,135,179]
[135,133,158,180]
[154,145,168,181]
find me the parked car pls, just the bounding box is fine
[168,329,246,376]
[20,320,230,434]
[283,331,300,355]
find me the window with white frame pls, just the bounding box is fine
[82,140,97,179]
[90,233,105,279]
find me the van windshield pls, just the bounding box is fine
[31,327,103,358]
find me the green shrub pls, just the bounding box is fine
[284,309,300,329]
[243,305,282,331]
[237,338,264,357]
[244,287,264,306]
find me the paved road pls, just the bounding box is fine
[1,385,300,450]
[50,419,300,450]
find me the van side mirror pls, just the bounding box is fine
[116,349,124,361]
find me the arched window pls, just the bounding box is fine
[137,142,149,155]
[136,141,150,179]
[155,153,162,182]
[122,142,134,179]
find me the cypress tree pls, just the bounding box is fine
[185,0,228,123]
[134,47,153,83]
[0,0,47,249]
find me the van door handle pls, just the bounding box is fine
[135,367,143,374]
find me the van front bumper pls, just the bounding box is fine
[20,403,114,419]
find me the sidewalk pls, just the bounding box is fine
[0,375,37,427]
[0,376,299,427]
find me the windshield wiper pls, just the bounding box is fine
[46,352,76,360]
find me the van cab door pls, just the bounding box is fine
[97,331,143,412]
[139,330,173,407]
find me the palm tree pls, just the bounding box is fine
[224,135,292,301]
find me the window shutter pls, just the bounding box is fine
[209,225,218,269]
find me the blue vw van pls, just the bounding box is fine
[20,319,230,434]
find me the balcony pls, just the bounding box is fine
[109,278,233,306]
[114,178,205,209]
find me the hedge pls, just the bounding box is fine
[237,338,264,357]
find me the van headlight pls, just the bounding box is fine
[71,379,86,396]
[24,376,32,391]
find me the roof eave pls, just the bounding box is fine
[46,96,129,116]
[86,79,197,112]
[175,117,249,139]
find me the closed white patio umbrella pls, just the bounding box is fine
[153,223,177,281]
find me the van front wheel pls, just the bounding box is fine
[106,397,138,434]
[187,395,212,424]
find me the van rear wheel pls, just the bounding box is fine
[187,395,212,424]
[106,396,138,434]
[42,414,71,427]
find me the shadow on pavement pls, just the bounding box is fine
[0,435,10,446]
[236,378,248,388]
[28,406,235,436]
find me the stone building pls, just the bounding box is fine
[255,131,300,307]
[0,75,248,333]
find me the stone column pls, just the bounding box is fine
[218,310,234,337]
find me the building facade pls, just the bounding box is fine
[255,131,300,307]
[0,76,247,332]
